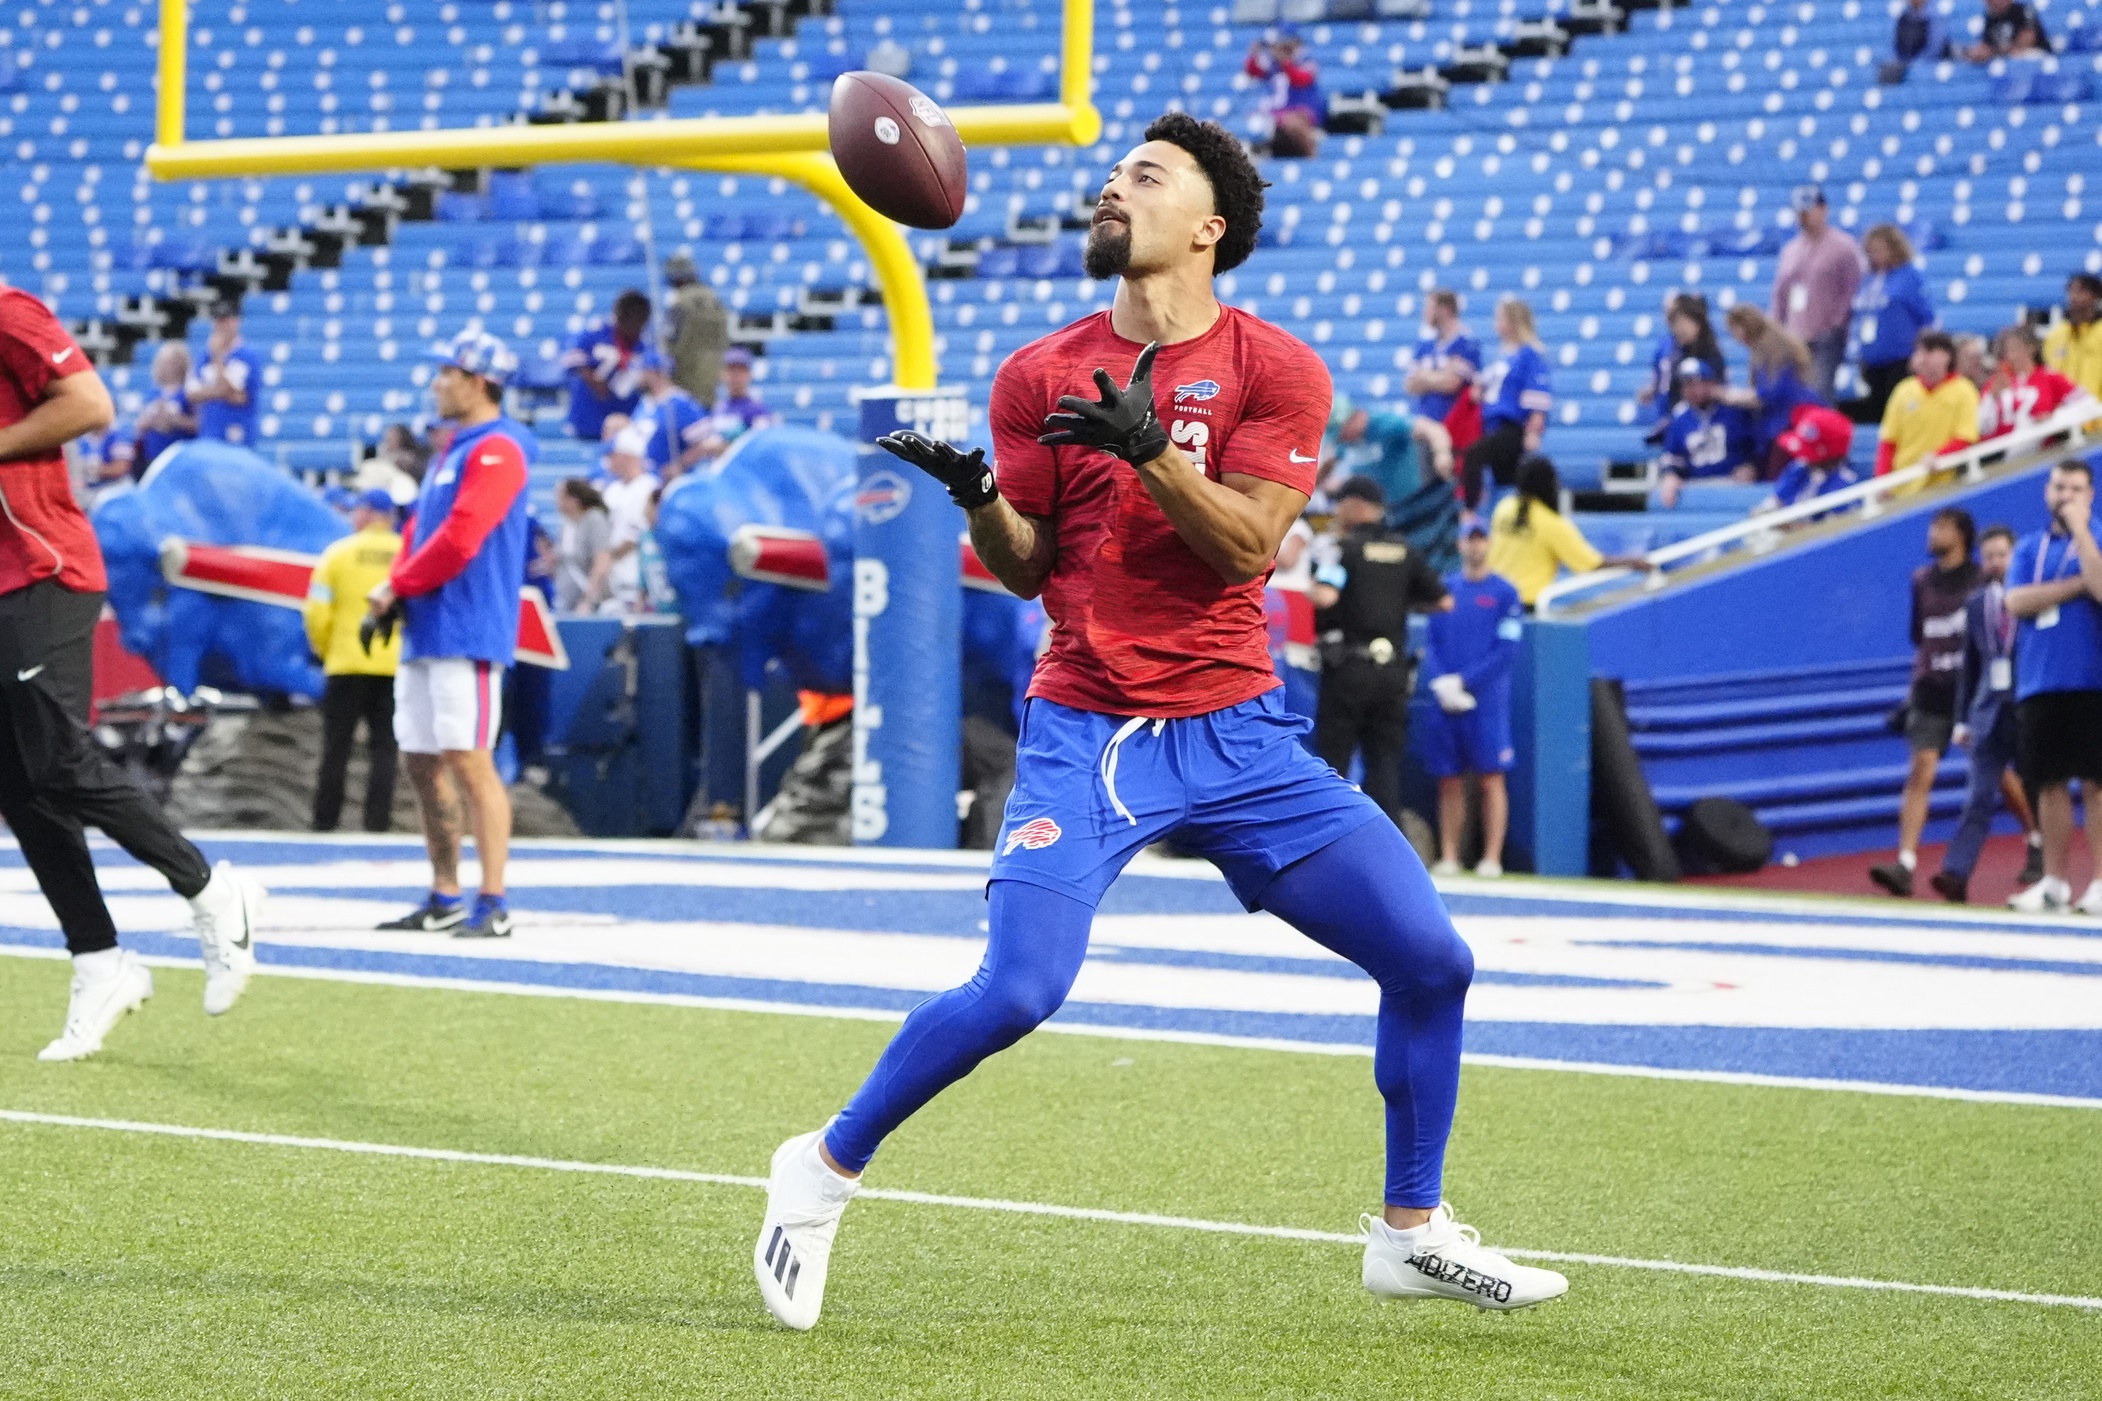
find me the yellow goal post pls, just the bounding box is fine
[142,0,1104,389]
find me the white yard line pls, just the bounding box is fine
[2,1108,2096,1311]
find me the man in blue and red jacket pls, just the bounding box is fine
[366,330,535,939]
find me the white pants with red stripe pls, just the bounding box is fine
[393,657,504,755]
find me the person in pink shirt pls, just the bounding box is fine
[1771,186,1867,401]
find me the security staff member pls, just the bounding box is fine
[1312,475,1453,819]
[304,487,403,832]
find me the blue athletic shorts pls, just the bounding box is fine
[989,689,1385,911]
[1419,700,1515,779]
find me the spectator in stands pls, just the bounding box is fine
[1875,329,1980,479]
[1953,333,1991,391]
[1486,456,1653,608]
[1723,304,1824,470]
[377,422,430,482]
[1962,0,2049,62]
[1871,507,1980,898]
[2005,460,2102,913]
[1404,288,1482,449]
[185,301,262,447]
[1245,27,1324,159]
[636,486,678,616]
[562,288,652,442]
[699,346,776,453]
[1931,524,2045,903]
[1845,224,1936,423]
[2042,273,2102,401]
[1758,404,1861,514]
[1461,297,1554,509]
[586,422,661,613]
[1656,358,1760,509]
[631,351,710,478]
[662,252,729,408]
[2003,460,2102,906]
[1981,323,2093,438]
[1323,395,1459,573]
[1636,293,1725,442]
[1771,186,1866,400]
[1887,0,1953,72]
[1423,518,1524,879]
[303,488,402,834]
[77,421,137,508]
[134,342,196,469]
[550,478,611,613]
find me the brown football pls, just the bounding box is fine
[827,71,968,230]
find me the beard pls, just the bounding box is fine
[1083,218,1133,281]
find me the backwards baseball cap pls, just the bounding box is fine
[1676,356,1721,383]
[1460,515,1490,538]
[356,487,397,514]
[609,420,654,459]
[1790,183,1827,212]
[723,345,755,368]
[1775,404,1854,466]
[1333,474,1386,506]
[425,328,519,386]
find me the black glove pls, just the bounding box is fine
[876,430,998,511]
[359,601,400,656]
[1037,341,1170,466]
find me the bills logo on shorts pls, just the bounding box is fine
[1002,816,1063,855]
[1174,380,1221,403]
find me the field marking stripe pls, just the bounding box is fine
[3,1109,2096,1311]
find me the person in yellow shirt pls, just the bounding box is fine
[1875,330,1979,486]
[303,488,404,832]
[1486,457,1654,607]
[2041,273,2102,400]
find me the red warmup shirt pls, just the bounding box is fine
[0,288,106,595]
[1978,366,2081,439]
[991,306,1331,718]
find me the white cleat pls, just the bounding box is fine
[1362,1203,1569,1312]
[38,949,153,1062]
[2008,877,2072,914]
[191,860,265,1016]
[2077,881,2102,918]
[754,1126,860,1331]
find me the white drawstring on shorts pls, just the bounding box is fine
[1099,715,1166,826]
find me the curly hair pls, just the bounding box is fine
[1143,112,1267,274]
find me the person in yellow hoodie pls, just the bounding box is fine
[1875,330,1979,490]
[304,488,403,832]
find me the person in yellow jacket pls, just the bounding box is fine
[303,489,403,832]
[2041,273,2102,400]
[1875,330,1980,496]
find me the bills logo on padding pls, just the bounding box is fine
[1174,380,1221,403]
[1003,817,1062,855]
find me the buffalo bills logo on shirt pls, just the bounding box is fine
[1173,380,1222,403]
[855,470,913,526]
[1002,816,1062,855]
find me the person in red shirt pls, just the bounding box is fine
[0,288,266,1061]
[1979,322,2092,439]
[750,114,1566,1334]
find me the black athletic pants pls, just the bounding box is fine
[1460,420,1527,510]
[312,672,398,833]
[0,580,211,954]
[1314,658,1412,821]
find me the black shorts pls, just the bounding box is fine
[2016,690,2102,788]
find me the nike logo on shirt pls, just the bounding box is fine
[52,347,74,364]
[1288,449,1316,463]
[16,664,45,681]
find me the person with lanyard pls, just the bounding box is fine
[2003,459,2102,914]
[1422,518,1523,879]
[185,301,263,447]
[1310,475,1452,823]
[1926,525,2045,903]
[1846,224,1937,425]
[1655,358,1760,509]
[365,330,536,939]
[1460,296,1554,510]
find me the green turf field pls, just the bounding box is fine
[1,959,2097,1400]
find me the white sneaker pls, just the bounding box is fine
[38,949,153,1062]
[1361,1203,1568,1311]
[1430,859,1461,877]
[754,1126,860,1330]
[2076,881,2102,917]
[190,860,265,1016]
[2009,877,2072,914]
[1473,860,1505,879]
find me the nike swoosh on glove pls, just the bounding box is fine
[876,431,999,510]
[1037,342,1172,466]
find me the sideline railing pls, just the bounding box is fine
[1535,398,2102,616]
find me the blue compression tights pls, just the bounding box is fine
[825,819,1474,1207]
